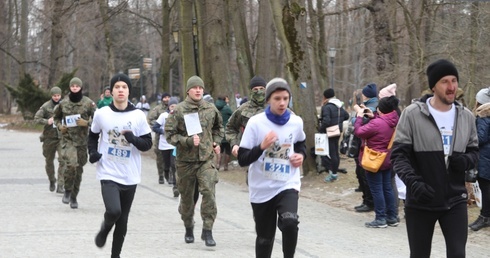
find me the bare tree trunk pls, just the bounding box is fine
[200,0,232,96]
[270,0,316,174]
[366,0,395,85]
[159,0,170,94]
[19,0,28,77]
[228,0,253,98]
[178,0,196,97]
[255,0,274,80]
[98,0,115,78]
[47,0,64,87]
[0,0,6,112]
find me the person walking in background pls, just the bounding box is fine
[238,78,306,258]
[53,77,96,209]
[97,87,113,109]
[354,96,400,228]
[136,95,150,116]
[88,73,152,258]
[319,88,349,182]
[392,59,478,257]
[152,96,180,197]
[469,87,490,231]
[148,92,171,184]
[215,95,233,171]
[235,93,242,108]
[165,75,224,247]
[34,86,65,193]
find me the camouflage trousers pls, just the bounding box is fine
[42,137,65,185]
[61,143,87,198]
[176,159,219,230]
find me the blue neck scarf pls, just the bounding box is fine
[265,105,291,125]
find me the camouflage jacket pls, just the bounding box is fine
[34,100,59,139]
[53,96,96,146]
[165,97,224,162]
[225,100,265,147]
[148,103,168,126]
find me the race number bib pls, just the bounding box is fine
[65,114,81,127]
[107,145,132,164]
[263,157,291,181]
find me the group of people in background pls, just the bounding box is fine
[34,58,490,257]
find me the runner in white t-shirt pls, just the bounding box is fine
[237,78,306,258]
[152,96,179,197]
[88,73,152,257]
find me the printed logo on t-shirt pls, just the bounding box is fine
[440,127,452,155]
[106,124,133,164]
[262,139,292,181]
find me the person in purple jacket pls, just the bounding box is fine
[354,96,400,228]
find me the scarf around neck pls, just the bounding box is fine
[69,90,83,103]
[185,96,203,107]
[265,105,291,125]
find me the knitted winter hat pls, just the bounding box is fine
[377,96,399,114]
[426,59,459,90]
[323,88,335,99]
[162,92,171,99]
[362,83,377,98]
[110,73,132,94]
[476,87,490,105]
[168,97,179,106]
[379,83,397,99]
[186,76,205,92]
[249,76,267,89]
[69,77,83,87]
[265,78,291,101]
[50,86,62,95]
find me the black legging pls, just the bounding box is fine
[478,177,490,217]
[100,180,137,258]
[321,136,340,174]
[405,202,467,258]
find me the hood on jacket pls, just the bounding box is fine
[476,103,490,118]
[328,98,343,108]
[215,98,227,110]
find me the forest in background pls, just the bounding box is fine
[1,0,488,173]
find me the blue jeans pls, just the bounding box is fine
[365,168,397,220]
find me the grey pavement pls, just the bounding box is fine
[1,129,490,257]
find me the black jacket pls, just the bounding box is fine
[319,101,349,133]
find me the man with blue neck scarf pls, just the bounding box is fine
[238,77,306,258]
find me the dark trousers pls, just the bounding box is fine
[321,136,340,174]
[161,149,176,184]
[251,189,299,258]
[100,180,137,258]
[478,177,490,217]
[355,158,373,207]
[405,202,467,258]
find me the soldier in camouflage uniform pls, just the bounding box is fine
[53,77,96,209]
[148,92,170,184]
[165,76,223,247]
[226,76,267,157]
[34,86,65,193]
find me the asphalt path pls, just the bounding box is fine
[1,129,489,257]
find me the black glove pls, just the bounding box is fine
[411,181,435,204]
[89,152,102,164]
[448,154,468,173]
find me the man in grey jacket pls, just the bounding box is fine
[392,59,478,258]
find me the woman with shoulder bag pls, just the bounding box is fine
[354,96,399,228]
[319,89,349,182]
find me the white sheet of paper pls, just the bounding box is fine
[184,113,202,136]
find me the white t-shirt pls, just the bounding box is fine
[426,98,455,156]
[90,106,151,185]
[240,112,306,203]
[156,112,175,150]
[136,102,151,116]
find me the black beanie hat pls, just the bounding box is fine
[249,76,267,89]
[426,59,459,90]
[362,83,377,98]
[161,92,171,99]
[378,96,399,114]
[323,88,335,99]
[110,73,132,94]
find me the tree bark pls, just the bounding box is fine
[47,0,64,87]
